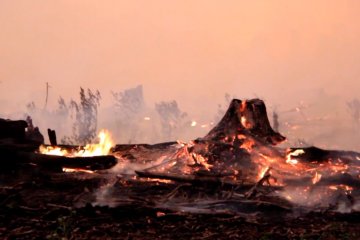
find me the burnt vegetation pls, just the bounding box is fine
[2,88,360,239]
[62,88,101,145]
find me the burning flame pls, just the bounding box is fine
[286,149,304,165]
[239,101,252,129]
[39,129,114,157]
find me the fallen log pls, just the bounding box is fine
[16,152,117,171]
[135,170,283,191]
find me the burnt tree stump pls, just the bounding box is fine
[203,99,285,145]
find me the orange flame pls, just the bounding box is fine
[239,100,252,129]
[39,129,114,157]
[286,149,304,165]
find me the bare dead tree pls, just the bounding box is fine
[26,101,36,114]
[155,100,187,140]
[112,85,145,143]
[347,98,360,129]
[62,88,101,145]
[57,97,68,117]
[43,82,50,110]
[112,85,144,119]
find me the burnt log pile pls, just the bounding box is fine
[135,99,288,183]
[135,99,360,191]
[0,118,117,171]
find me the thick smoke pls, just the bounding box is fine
[1,85,360,152]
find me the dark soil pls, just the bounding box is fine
[1,166,360,240]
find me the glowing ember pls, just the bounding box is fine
[328,185,353,192]
[192,153,213,170]
[240,138,255,152]
[62,168,95,174]
[142,178,173,184]
[39,129,114,157]
[311,172,322,184]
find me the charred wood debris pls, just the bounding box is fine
[1,99,360,239]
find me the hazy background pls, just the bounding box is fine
[1,1,360,149]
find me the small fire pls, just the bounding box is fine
[239,137,255,152]
[192,153,213,171]
[258,166,270,180]
[191,121,197,127]
[286,149,304,165]
[39,129,114,157]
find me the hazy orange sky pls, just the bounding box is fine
[1,0,360,114]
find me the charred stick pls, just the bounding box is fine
[245,168,272,199]
[47,129,57,146]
